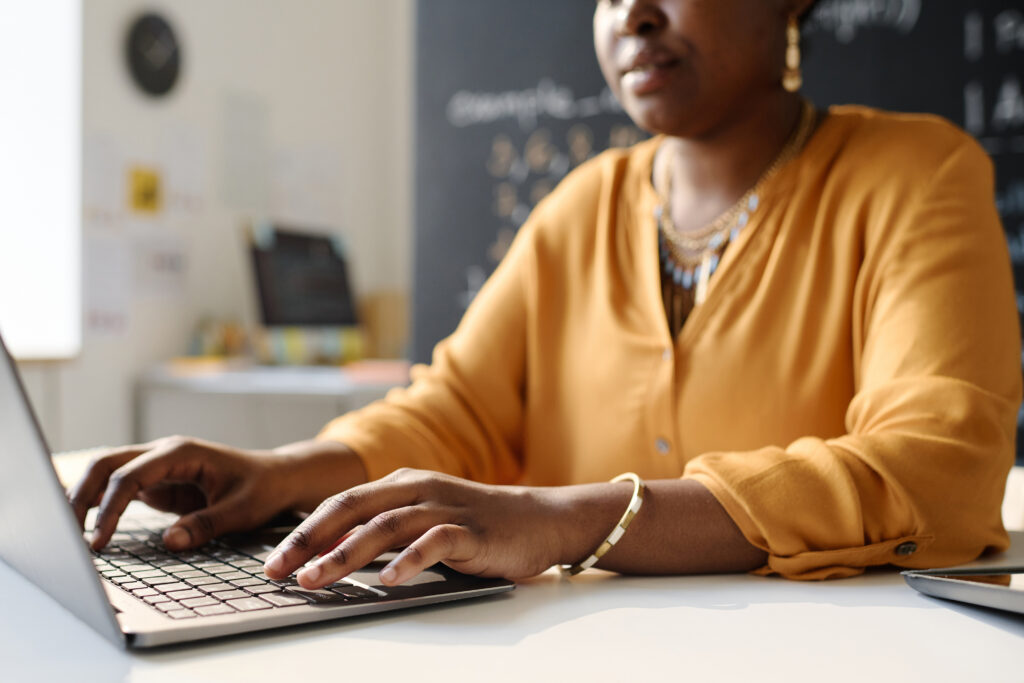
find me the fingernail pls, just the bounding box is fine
[380,565,397,584]
[299,563,322,584]
[164,527,189,550]
[264,551,284,575]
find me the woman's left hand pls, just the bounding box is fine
[262,468,593,588]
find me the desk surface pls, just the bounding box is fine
[3,537,1024,683]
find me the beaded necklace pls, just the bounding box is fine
[654,99,818,336]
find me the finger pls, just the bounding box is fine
[90,440,213,550]
[295,507,445,589]
[161,489,259,551]
[378,524,477,586]
[263,481,420,580]
[138,483,207,515]
[67,445,150,529]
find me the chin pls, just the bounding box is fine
[623,99,698,138]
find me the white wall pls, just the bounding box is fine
[17,0,414,451]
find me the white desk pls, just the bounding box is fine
[3,536,1024,683]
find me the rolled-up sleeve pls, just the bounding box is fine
[316,219,539,485]
[684,138,1021,579]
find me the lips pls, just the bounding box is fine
[619,47,680,95]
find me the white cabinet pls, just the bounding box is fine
[137,363,406,450]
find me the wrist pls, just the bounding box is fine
[271,440,368,512]
[542,480,636,568]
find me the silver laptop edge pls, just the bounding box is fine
[0,331,125,647]
[0,330,513,648]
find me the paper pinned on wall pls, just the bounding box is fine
[83,234,131,336]
[272,143,344,229]
[128,165,163,214]
[221,91,271,215]
[161,122,207,216]
[83,133,124,228]
[131,227,187,298]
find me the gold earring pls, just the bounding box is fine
[782,15,802,92]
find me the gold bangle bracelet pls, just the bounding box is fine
[560,472,646,577]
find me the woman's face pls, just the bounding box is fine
[594,0,801,138]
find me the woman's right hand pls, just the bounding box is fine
[67,436,366,552]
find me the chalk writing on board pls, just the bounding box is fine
[962,10,1024,155]
[446,80,624,130]
[804,0,921,43]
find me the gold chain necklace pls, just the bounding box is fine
[655,98,818,311]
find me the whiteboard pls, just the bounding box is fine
[0,0,82,360]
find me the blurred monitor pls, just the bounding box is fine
[249,226,358,327]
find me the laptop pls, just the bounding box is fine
[0,331,514,648]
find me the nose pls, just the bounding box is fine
[613,0,666,37]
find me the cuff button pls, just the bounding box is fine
[894,541,918,556]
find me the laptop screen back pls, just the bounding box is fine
[0,331,122,646]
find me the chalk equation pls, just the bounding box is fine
[446,79,624,130]
[804,0,921,43]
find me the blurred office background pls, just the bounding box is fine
[3,1,413,451]
[1,0,1023,459]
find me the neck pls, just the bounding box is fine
[656,91,805,233]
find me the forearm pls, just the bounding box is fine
[554,478,767,575]
[271,439,368,513]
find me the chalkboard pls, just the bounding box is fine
[413,1,642,364]
[413,0,1024,458]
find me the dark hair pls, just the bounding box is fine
[801,0,823,20]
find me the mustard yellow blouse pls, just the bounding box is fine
[320,106,1022,579]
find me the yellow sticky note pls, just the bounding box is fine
[129,166,162,213]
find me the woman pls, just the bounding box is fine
[72,0,1020,587]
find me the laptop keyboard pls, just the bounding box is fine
[91,523,386,620]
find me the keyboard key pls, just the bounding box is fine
[156,601,183,612]
[161,564,193,573]
[118,564,150,573]
[261,592,309,607]
[166,609,196,620]
[217,571,249,582]
[121,581,147,591]
[166,589,205,601]
[194,604,236,617]
[145,575,178,586]
[233,558,262,568]
[172,570,206,579]
[192,560,223,569]
[210,590,249,601]
[176,552,208,563]
[185,576,221,586]
[233,577,266,587]
[180,596,219,608]
[198,582,233,594]
[207,565,237,575]
[131,588,158,598]
[154,582,190,594]
[110,575,137,585]
[130,569,166,579]
[143,594,171,605]
[246,584,282,595]
[225,597,272,612]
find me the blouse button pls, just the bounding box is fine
[894,542,917,556]
[655,438,671,454]
[662,348,672,360]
